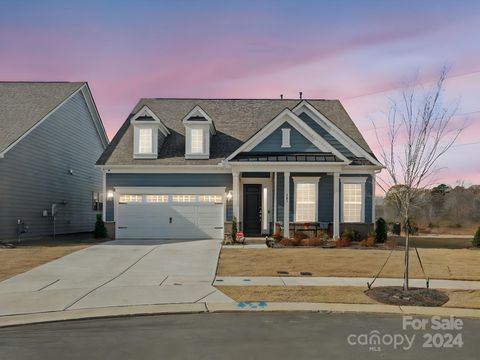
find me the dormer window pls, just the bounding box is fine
[190,128,204,154]
[138,128,153,154]
[182,106,216,159]
[131,105,170,159]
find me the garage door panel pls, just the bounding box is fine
[116,199,224,240]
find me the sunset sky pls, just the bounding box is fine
[1,0,479,187]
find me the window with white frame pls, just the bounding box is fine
[190,128,204,154]
[294,178,319,222]
[172,194,196,203]
[138,128,153,154]
[198,195,223,203]
[342,183,363,222]
[119,194,143,203]
[145,195,168,203]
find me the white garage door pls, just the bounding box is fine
[116,191,225,240]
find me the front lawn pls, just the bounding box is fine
[216,286,480,309]
[0,236,102,281]
[217,248,480,281]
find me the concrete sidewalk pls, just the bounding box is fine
[214,276,480,290]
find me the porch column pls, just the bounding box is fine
[102,169,107,222]
[333,172,340,239]
[284,171,290,237]
[232,171,240,222]
[273,172,277,226]
[372,172,376,226]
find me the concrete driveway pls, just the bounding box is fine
[0,240,232,316]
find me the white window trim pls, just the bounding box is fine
[185,126,209,159]
[292,176,320,223]
[138,128,153,154]
[340,176,367,223]
[281,128,291,148]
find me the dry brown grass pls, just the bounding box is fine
[216,285,480,309]
[217,248,480,280]
[0,245,90,281]
[216,286,376,304]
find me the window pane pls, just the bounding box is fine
[343,183,362,222]
[172,195,196,202]
[119,195,143,203]
[198,195,222,203]
[190,128,203,154]
[295,183,316,222]
[139,128,152,154]
[146,195,168,203]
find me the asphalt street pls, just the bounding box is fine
[0,312,478,360]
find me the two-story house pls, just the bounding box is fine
[96,98,382,240]
[0,82,109,241]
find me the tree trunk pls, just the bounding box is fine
[403,217,410,291]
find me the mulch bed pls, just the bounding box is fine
[365,286,449,307]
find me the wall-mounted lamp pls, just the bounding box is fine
[107,190,114,199]
[226,190,233,201]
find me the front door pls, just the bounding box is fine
[243,184,262,236]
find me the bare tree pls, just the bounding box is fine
[374,68,464,290]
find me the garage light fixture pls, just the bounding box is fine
[226,190,233,201]
[107,190,114,199]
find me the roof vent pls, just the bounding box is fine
[299,91,303,100]
[280,94,283,100]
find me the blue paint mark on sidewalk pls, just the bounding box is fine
[236,301,269,309]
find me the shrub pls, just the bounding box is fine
[341,228,361,242]
[94,214,107,239]
[334,238,351,248]
[279,238,295,246]
[293,231,308,241]
[391,223,401,235]
[375,218,387,243]
[231,217,238,243]
[473,227,480,247]
[360,232,376,247]
[272,231,283,242]
[305,237,326,247]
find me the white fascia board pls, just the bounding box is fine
[80,84,109,148]
[292,101,383,167]
[131,105,170,136]
[0,84,85,158]
[182,105,216,135]
[98,164,230,173]
[226,109,349,162]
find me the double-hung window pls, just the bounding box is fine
[341,177,366,223]
[190,128,204,154]
[293,177,319,222]
[138,128,153,154]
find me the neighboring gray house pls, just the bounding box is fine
[97,98,382,240]
[0,82,109,240]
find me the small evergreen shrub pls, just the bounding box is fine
[231,217,238,243]
[94,214,107,239]
[341,228,361,242]
[391,223,401,235]
[473,227,480,248]
[375,218,388,243]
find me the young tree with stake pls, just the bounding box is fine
[374,68,465,290]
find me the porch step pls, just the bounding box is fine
[244,237,267,245]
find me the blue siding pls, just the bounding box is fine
[251,122,319,153]
[298,112,354,158]
[0,92,106,240]
[105,173,233,222]
[318,175,334,222]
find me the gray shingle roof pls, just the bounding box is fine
[0,82,85,154]
[97,98,374,166]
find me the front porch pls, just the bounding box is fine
[231,168,343,239]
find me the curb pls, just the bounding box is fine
[1,302,480,328]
